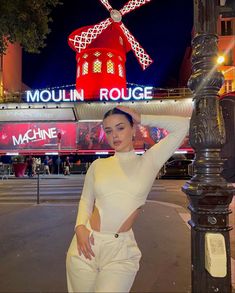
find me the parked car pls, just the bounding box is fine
[161,159,193,179]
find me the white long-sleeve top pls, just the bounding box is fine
[75,114,190,233]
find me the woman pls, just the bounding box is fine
[66,105,190,293]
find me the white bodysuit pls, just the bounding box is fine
[75,114,190,233]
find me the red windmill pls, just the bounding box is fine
[68,0,153,100]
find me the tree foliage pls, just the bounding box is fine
[0,0,61,54]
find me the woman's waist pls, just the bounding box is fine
[88,204,143,234]
[86,221,134,239]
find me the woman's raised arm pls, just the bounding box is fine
[141,114,190,173]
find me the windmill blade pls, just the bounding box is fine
[120,0,152,16]
[99,0,113,11]
[69,18,112,53]
[119,23,153,70]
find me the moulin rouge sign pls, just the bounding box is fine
[25,87,153,103]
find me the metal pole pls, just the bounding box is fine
[37,167,40,204]
[57,139,61,175]
[58,155,60,175]
[182,1,234,292]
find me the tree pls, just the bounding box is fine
[0,0,61,54]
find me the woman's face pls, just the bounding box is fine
[103,114,135,152]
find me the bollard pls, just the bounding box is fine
[36,165,40,204]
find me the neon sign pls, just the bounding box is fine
[25,87,153,103]
[100,87,152,101]
[12,127,57,146]
[26,89,84,103]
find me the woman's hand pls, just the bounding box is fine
[75,225,95,260]
[116,105,141,124]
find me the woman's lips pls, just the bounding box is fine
[113,141,122,146]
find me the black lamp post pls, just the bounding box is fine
[182,0,235,292]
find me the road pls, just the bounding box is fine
[0,175,234,256]
[0,175,234,292]
[0,175,189,206]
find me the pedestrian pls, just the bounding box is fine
[64,156,71,175]
[66,105,190,293]
[43,156,50,175]
[32,157,37,176]
[26,155,33,177]
[48,156,53,174]
[36,157,41,167]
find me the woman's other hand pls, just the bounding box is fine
[116,105,141,124]
[75,225,95,260]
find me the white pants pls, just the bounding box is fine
[66,227,142,293]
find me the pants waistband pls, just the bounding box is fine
[91,228,133,239]
[86,222,134,240]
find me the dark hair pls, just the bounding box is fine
[103,107,134,127]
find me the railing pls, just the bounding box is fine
[152,87,193,99]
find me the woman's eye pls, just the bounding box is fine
[118,127,124,131]
[105,130,112,135]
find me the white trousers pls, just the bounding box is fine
[66,227,142,293]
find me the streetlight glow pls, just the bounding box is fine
[217,55,225,64]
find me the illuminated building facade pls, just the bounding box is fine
[0,43,23,102]
[217,9,235,94]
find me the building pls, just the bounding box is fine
[0,90,193,158]
[2,4,234,159]
[0,43,23,103]
[217,3,235,94]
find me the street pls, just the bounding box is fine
[0,175,190,206]
[0,176,234,292]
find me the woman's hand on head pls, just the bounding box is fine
[75,225,95,260]
[116,105,141,124]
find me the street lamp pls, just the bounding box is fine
[217,55,225,64]
[182,1,234,293]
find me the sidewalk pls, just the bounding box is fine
[1,174,77,180]
[0,201,191,293]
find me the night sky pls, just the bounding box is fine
[22,0,193,90]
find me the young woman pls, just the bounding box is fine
[66,105,190,293]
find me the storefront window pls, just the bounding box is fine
[77,66,80,78]
[118,64,124,77]
[82,62,88,75]
[93,59,102,73]
[107,60,114,74]
[94,51,101,57]
[221,20,232,36]
[224,80,233,93]
[107,52,113,58]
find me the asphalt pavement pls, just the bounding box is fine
[0,176,234,293]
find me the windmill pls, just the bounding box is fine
[68,0,153,100]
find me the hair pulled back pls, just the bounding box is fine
[103,107,134,127]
